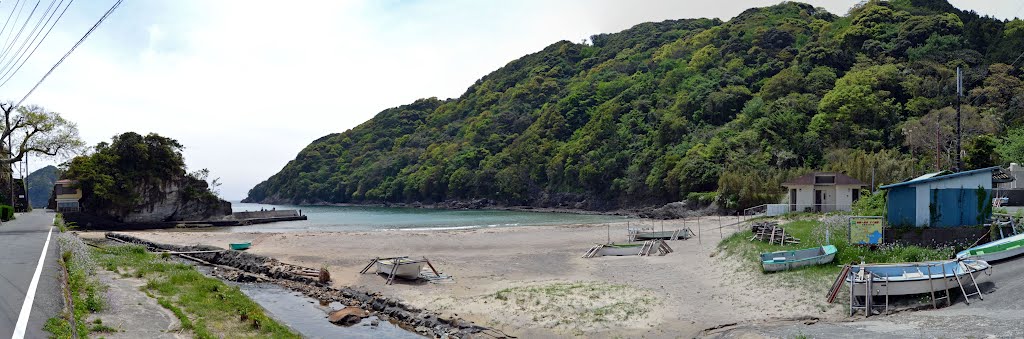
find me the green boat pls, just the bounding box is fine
[957,232,1024,262]
[229,242,251,250]
[760,245,837,272]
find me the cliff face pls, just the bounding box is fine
[117,177,232,223]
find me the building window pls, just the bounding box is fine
[814,176,835,184]
[56,185,77,195]
[852,188,860,201]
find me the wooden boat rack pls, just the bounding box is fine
[749,222,800,245]
[359,256,442,285]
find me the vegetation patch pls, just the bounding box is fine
[45,232,106,338]
[718,217,953,285]
[92,244,298,338]
[483,281,658,331]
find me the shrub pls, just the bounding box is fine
[0,205,15,221]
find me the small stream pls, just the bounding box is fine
[229,282,424,338]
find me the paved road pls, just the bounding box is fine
[0,210,63,339]
[709,255,1024,338]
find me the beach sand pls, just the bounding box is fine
[92,217,842,338]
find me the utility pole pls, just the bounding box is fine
[955,66,963,172]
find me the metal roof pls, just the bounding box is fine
[878,166,1003,190]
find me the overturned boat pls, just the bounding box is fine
[375,257,426,279]
[760,245,836,272]
[846,259,991,297]
[956,232,1024,262]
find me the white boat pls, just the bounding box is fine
[760,245,837,272]
[956,232,1024,262]
[847,260,991,297]
[375,257,426,279]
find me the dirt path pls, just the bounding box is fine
[86,268,187,338]
[90,217,845,337]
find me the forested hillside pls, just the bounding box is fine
[26,165,58,209]
[246,0,1024,211]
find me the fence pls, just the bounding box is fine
[744,203,854,217]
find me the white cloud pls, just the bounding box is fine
[5,0,1019,199]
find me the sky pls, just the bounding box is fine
[1,0,1021,200]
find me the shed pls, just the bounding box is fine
[781,172,867,213]
[879,167,1009,227]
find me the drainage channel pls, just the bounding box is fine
[229,282,424,338]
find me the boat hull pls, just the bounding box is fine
[956,233,1024,263]
[634,230,691,240]
[760,245,837,272]
[376,260,425,279]
[595,245,644,256]
[847,260,991,297]
[229,242,251,250]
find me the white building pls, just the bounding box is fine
[781,172,867,213]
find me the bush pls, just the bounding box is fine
[0,205,14,221]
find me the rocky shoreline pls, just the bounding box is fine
[104,232,501,338]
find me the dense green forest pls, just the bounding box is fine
[26,165,58,208]
[245,0,1024,211]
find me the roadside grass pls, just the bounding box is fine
[92,244,299,339]
[718,217,954,287]
[45,232,106,338]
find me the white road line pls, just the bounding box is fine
[11,225,54,339]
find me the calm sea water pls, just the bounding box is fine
[228,202,624,232]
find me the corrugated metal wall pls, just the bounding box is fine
[928,188,992,227]
[886,186,917,227]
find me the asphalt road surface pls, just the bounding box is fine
[0,210,62,339]
[709,253,1024,338]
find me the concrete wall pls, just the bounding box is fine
[912,172,991,226]
[231,210,300,220]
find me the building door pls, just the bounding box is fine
[815,190,823,212]
[790,189,797,212]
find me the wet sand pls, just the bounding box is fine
[97,217,843,337]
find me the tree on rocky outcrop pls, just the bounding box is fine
[64,132,229,223]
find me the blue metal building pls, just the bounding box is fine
[879,167,1007,227]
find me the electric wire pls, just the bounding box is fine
[0,0,24,42]
[0,0,39,64]
[0,0,70,87]
[15,0,121,107]
[0,0,60,78]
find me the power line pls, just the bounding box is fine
[0,0,28,58]
[0,0,39,63]
[0,0,71,87]
[15,0,122,107]
[0,0,24,41]
[0,0,60,77]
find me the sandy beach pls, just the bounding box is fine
[90,217,844,337]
